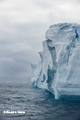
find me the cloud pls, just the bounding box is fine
[0,0,80,82]
[0,0,5,2]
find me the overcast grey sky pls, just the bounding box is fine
[0,0,80,82]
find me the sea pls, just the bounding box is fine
[0,82,80,120]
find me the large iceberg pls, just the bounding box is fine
[31,23,80,99]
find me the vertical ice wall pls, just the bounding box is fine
[31,23,80,99]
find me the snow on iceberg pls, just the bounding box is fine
[31,23,80,99]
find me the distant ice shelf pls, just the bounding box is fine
[31,23,80,99]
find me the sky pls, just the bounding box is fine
[0,0,80,82]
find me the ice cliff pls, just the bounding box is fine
[31,23,80,99]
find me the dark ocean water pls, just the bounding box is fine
[0,83,80,120]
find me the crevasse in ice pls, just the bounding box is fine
[31,23,80,99]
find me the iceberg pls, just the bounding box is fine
[31,23,80,99]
